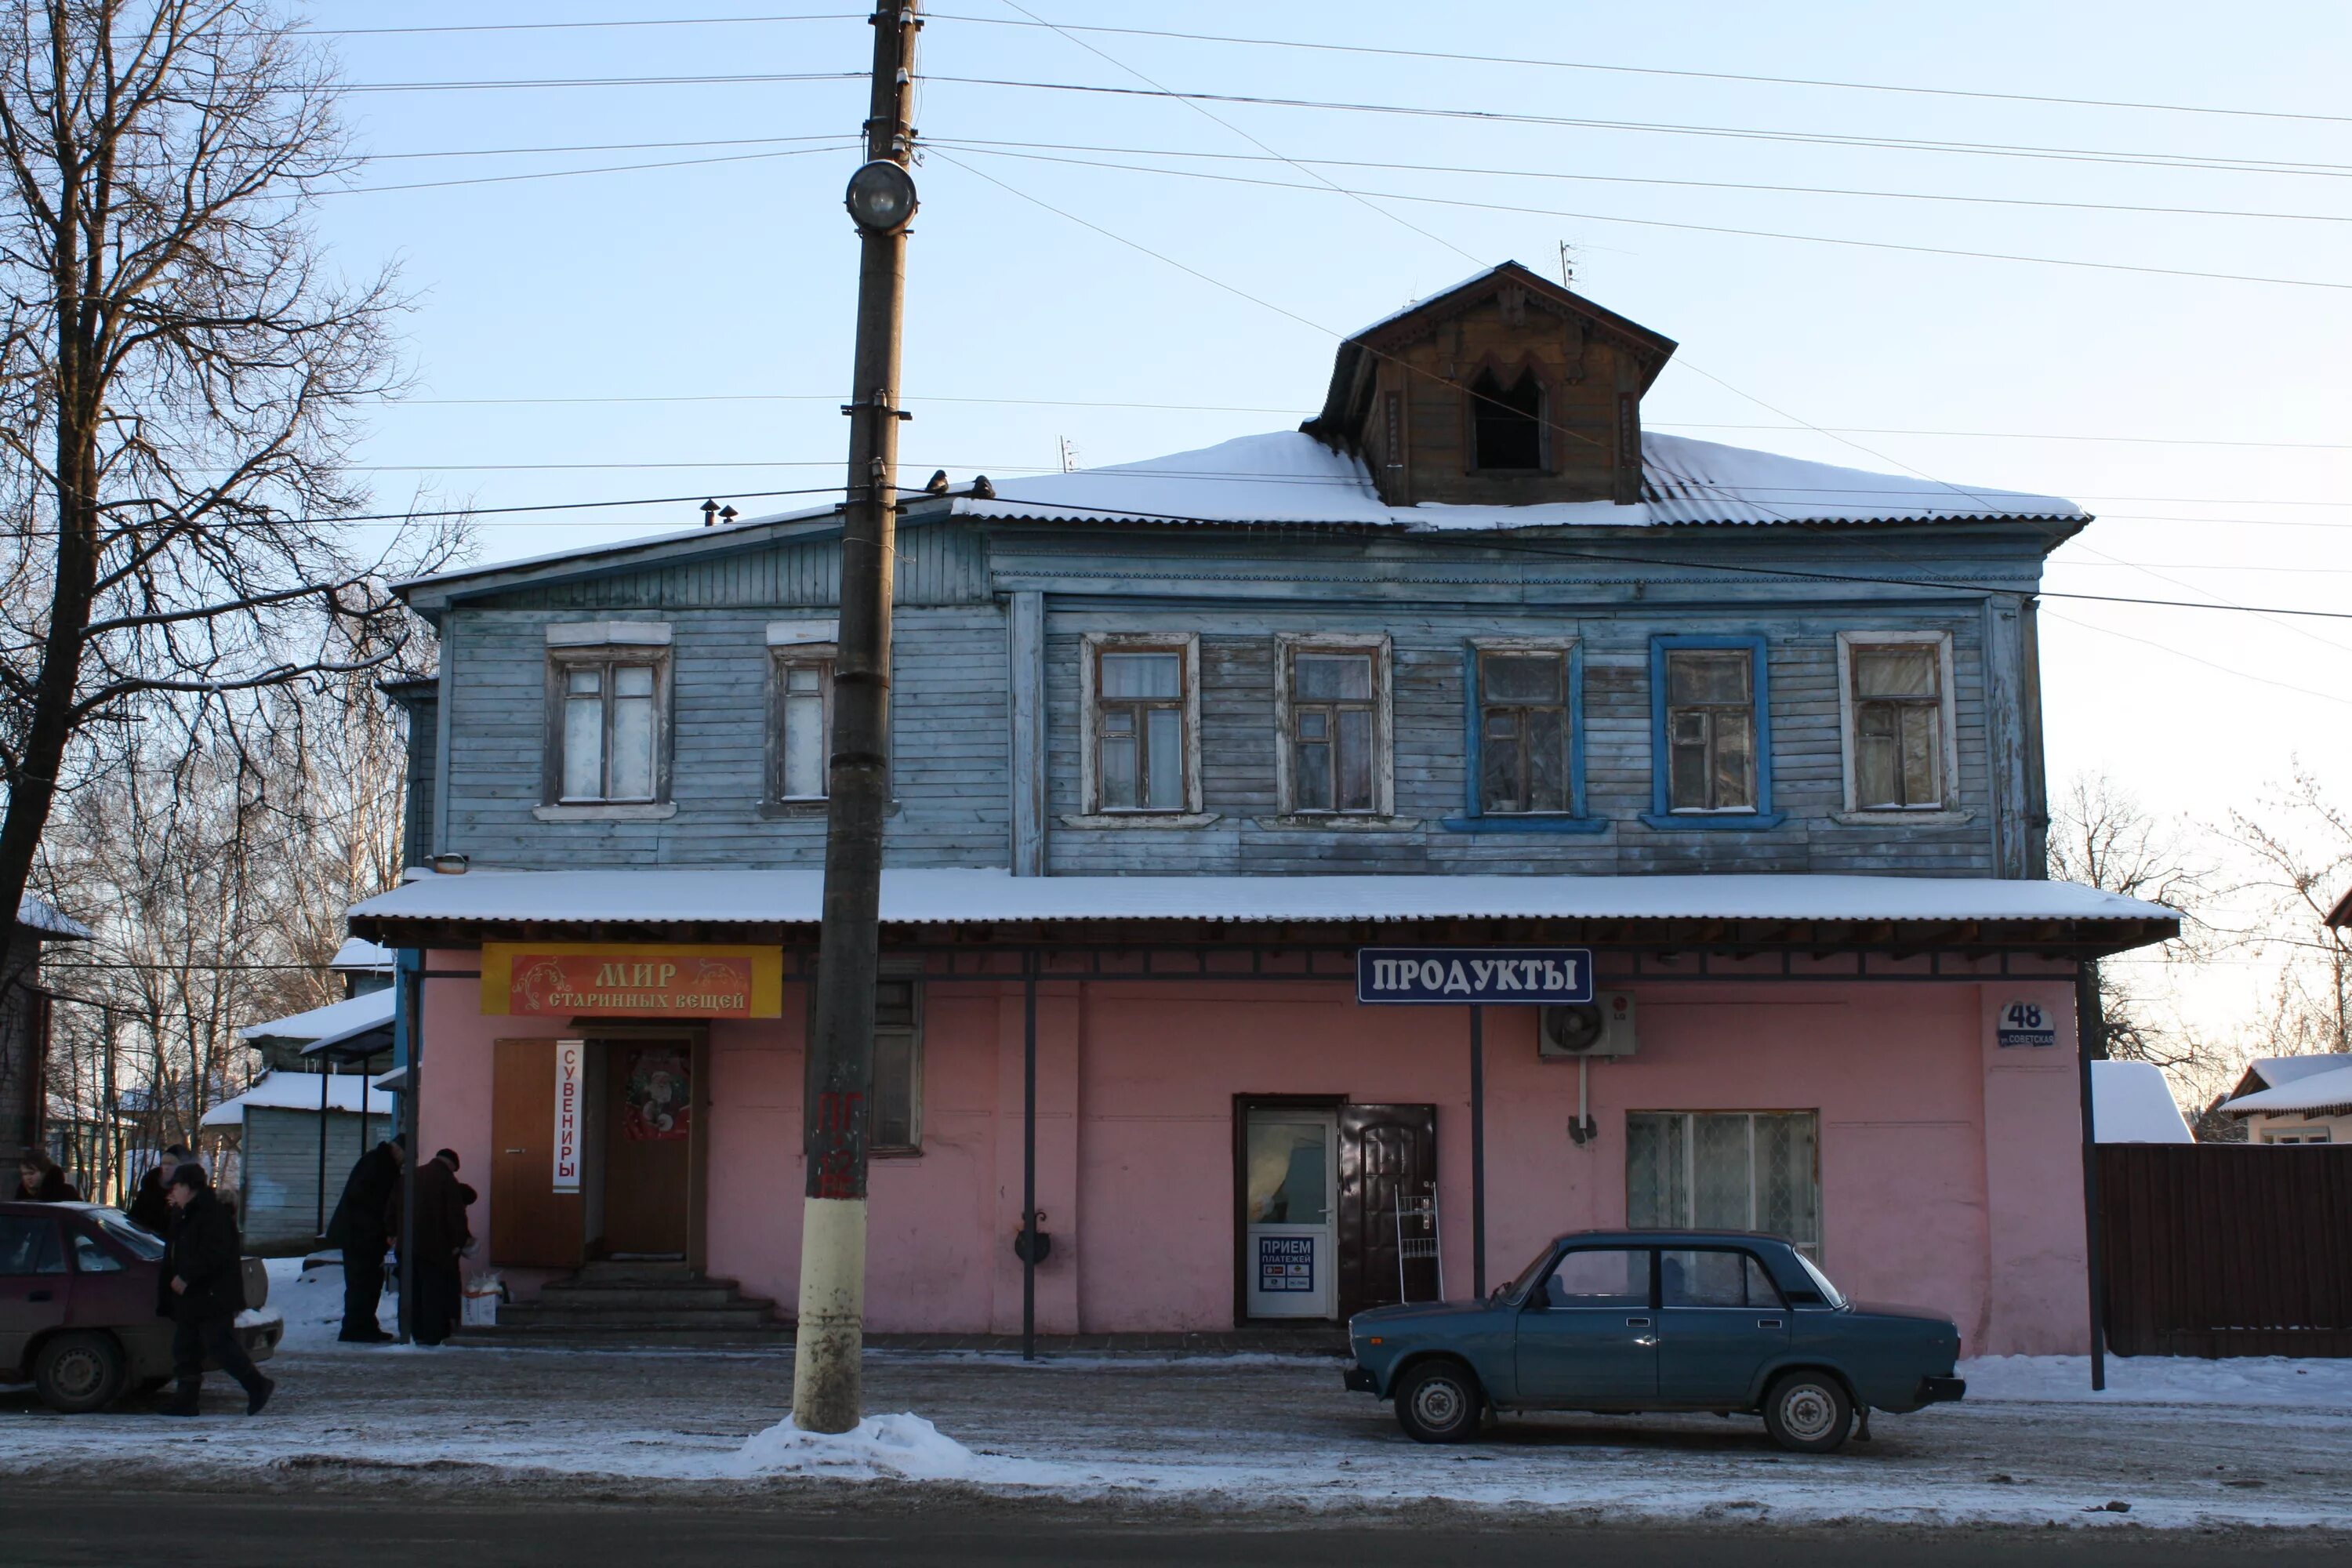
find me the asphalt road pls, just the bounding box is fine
[5,1485,2347,1567]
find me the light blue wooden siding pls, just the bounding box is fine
[439,604,1007,869]
[466,521,989,612]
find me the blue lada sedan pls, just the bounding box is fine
[1342,1230,1964,1453]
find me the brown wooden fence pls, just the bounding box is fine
[2099,1145,2352,1358]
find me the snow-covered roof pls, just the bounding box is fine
[198,1069,397,1128]
[2242,1054,2351,1091]
[350,868,2169,931]
[2222,1061,2352,1117]
[943,430,2083,533]
[239,986,395,1043]
[331,937,394,971]
[2091,1061,2194,1144]
[16,895,91,939]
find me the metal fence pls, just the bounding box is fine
[2100,1144,2352,1358]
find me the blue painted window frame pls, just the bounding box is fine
[1443,639,1606,835]
[1642,633,1786,831]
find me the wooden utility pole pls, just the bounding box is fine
[792,0,921,1436]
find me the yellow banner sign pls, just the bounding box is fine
[481,943,784,1018]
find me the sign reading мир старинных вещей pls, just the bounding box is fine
[1356,948,1595,1005]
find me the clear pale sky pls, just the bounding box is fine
[307,2,2351,1044]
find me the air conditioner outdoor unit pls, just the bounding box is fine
[1538,993,1637,1059]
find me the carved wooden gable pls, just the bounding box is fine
[1303,262,1677,508]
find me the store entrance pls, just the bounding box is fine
[1236,1098,1439,1323]
[597,1041,694,1259]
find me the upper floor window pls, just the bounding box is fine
[1646,635,1781,830]
[543,622,673,809]
[1469,367,1544,472]
[767,620,840,807]
[1478,645,1572,814]
[1277,634,1391,817]
[1081,633,1200,815]
[1837,631,1956,815]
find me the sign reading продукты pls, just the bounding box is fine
[1258,1235,1316,1293]
[1996,1000,2059,1050]
[1356,947,1595,1005]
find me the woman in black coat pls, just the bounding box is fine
[156,1165,274,1417]
[125,1162,172,1233]
[13,1150,80,1202]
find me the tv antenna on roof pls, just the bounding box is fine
[1058,435,1080,474]
[1558,241,1578,289]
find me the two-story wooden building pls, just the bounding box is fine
[352,265,2173,1352]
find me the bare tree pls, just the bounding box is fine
[2047,772,2226,1090]
[0,2,456,1145]
[2220,765,2352,1061]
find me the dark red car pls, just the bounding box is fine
[1,1200,280,1413]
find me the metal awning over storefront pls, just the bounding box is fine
[350,867,2176,957]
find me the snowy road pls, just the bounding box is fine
[3,1265,2349,1533]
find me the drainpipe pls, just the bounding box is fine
[1022,960,1038,1361]
[2074,960,2107,1392]
[1470,1004,1486,1299]
[396,947,423,1344]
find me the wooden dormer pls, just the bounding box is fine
[1301,262,1677,507]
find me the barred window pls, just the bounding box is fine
[1626,1110,1820,1256]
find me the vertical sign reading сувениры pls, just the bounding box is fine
[553,1039,583,1193]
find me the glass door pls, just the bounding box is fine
[1243,1109,1338,1319]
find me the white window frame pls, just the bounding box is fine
[1273,633,1393,819]
[765,640,837,811]
[1835,630,1962,822]
[538,622,675,821]
[1076,631,1206,822]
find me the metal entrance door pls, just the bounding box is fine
[1243,1108,1338,1319]
[1338,1103,1439,1318]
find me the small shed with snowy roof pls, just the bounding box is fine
[2219,1055,2352,1146]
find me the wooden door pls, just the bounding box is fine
[601,1041,694,1258]
[490,1039,585,1268]
[1338,1103,1439,1318]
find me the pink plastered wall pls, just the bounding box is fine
[416,966,2089,1352]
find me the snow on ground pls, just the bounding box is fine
[5,1319,2350,1531]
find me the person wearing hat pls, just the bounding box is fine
[157,1164,274,1417]
[389,1146,473,1345]
[324,1133,404,1343]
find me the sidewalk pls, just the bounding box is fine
[3,1262,2349,1531]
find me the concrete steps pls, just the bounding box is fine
[451,1259,793,1348]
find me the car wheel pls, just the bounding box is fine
[33,1331,127,1415]
[1393,1359,1483,1444]
[1762,1370,1853,1454]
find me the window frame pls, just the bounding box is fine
[541,627,674,813]
[1462,356,1552,476]
[1642,634,1784,830]
[802,974,924,1158]
[1078,632,1203,818]
[1273,633,1393,819]
[1450,637,1603,834]
[764,641,837,811]
[1624,1109,1823,1258]
[1835,630,1961,819]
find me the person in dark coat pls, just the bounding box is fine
[156,1164,274,1417]
[392,1147,474,1345]
[125,1160,173,1233]
[324,1134,403,1343]
[13,1149,80,1201]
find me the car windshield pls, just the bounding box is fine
[1793,1250,1846,1308]
[1504,1245,1556,1301]
[94,1210,165,1261]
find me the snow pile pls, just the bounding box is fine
[265,1254,394,1350]
[1962,1354,2352,1407]
[720,1411,1004,1481]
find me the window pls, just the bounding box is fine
[1627,1111,1820,1255]
[1646,636,1780,829]
[1469,367,1544,471]
[769,648,835,803]
[0,1215,64,1276]
[1541,1248,1650,1310]
[1479,647,1571,814]
[804,979,923,1156]
[71,1232,125,1273]
[2261,1127,2332,1145]
[1080,633,1200,817]
[546,651,668,806]
[1661,1249,1783,1309]
[1277,635,1391,817]
[1837,632,1957,815]
[1666,650,1755,811]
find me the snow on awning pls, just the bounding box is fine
[16,895,91,940]
[199,1069,397,1128]
[2221,1061,2352,1116]
[2090,1061,2194,1144]
[330,936,394,971]
[350,868,2173,951]
[239,987,394,1044]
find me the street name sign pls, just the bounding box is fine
[1356,947,1595,1005]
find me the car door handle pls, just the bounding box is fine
[1758,1318,1784,1329]
[1625,1316,1651,1327]
[1632,1334,1660,1348]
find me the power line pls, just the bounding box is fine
[944,143,2352,293]
[303,12,861,37]
[341,70,862,94]
[930,136,2352,227]
[929,75,2352,180]
[1653,423,2352,453]
[328,141,856,197]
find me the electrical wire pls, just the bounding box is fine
[340,70,862,94]
[327,141,857,197]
